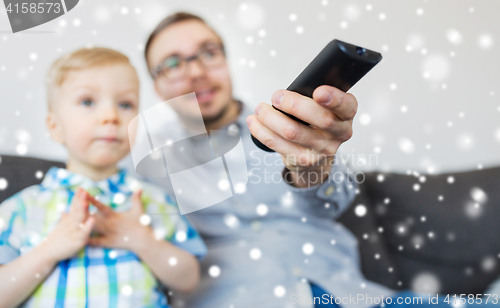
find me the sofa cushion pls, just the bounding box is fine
[341,167,500,294]
[0,154,65,203]
[337,178,403,290]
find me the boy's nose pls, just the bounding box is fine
[100,106,120,124]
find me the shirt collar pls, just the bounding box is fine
[41,166,132,196]
[216,100,253,134]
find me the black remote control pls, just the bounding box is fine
[251,39,382,152]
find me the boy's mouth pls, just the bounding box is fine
[96,137,121,143]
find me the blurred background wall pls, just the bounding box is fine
[0,0,499,173]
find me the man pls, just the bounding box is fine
[122,12,393,308]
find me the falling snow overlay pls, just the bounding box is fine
[1,1,500,307]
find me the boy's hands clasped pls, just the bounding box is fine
[87,190,153,252]
[45,187,150,263]
[43,188,95,263]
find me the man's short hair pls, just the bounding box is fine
[144,12,222,70]
[45,47,133,110]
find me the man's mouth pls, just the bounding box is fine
[195,87,216,104]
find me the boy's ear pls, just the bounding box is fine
[46,112,64,145]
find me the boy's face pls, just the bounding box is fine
[47,63,140,169]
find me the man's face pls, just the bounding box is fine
[147,20,233,123]
[47,64,140,168]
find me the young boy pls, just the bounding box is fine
[0,47,206,307]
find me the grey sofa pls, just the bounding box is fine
[337,167,500,294]
[1,154,499,294]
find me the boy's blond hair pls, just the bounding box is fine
[46,47,135,110]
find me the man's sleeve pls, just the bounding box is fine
[0,193,25,264]
[285,158,358,219]
[143,189,207,261]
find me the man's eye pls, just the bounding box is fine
[119,102,133,110]
[165,56,181,69]
[202,49,216,58]
[81,99,94,107]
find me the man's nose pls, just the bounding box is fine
[186,58,206,79]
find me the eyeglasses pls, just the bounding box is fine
[151,42,226,80]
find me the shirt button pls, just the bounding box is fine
[325,185,335,196]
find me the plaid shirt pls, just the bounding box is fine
[0,167,207,308]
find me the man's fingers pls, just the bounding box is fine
[87,195,113,216]
[253,103,329,151]
[247,115,336,167]
[312,85,358,121]
[271,90,352,137]
[247,114,314,162]
[271,90,328,127]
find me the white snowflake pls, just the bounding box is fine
[354,204,367,217]
[209,265,221,278]
[249,248,262,260]
[399,138,415,154]
[302,243,314,255]
[139,214,151,226]
[218,179,230,191]
[168,257,178,266]
[256,204,268,216]
[446,29,463,45]
[175,230,187,242]
[120,284,133,297]
[0,178,8,190]
[478,34,493,49]
[223,214,240,229]
[470,187,487,204]
[274,285,286,298]
[411,272,441,294]
[358,113,371,125]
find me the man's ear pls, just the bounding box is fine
[46,112,64,145]
[153,80,162,99]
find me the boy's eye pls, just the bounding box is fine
[80,99,95,107]
[119,102,133,110]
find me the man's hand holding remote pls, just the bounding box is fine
[246,85,357,188]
